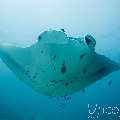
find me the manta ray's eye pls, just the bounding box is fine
[85,35,91,45]
[85,35,96,48]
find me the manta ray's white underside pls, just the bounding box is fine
[0,30,120,96]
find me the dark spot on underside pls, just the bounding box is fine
[83,69,87,73]
[61,65,66,74]
[108,81,111,86]
[59,79,64,82]
[26,70,30,73]
[41,50,43,54]
[32,75,36,79]
[51,80,57,84]
[65,82,69,86]
[82,89,85,94]
[53,55,56,60]
[53,66,56,70]
[80,54,85,59]
[61,60,66,74]
[64,96,71,101]
[32,72,38,79]
[66,96,71,100]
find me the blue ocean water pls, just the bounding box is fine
[0,0,120,120]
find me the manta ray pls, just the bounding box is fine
[0,30,120,96]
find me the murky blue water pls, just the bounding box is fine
[0,0,120,120]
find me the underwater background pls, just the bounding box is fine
[0,0,120,120]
